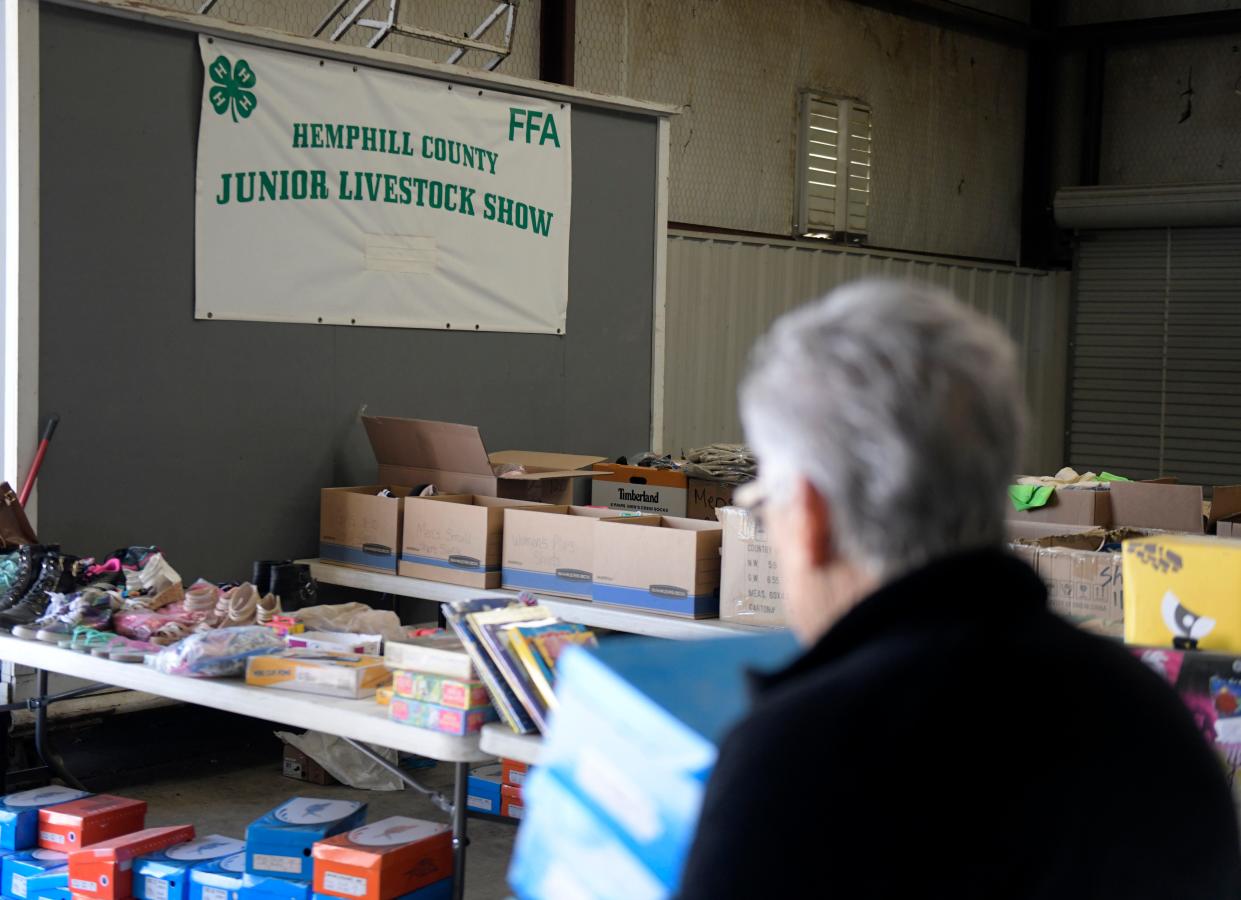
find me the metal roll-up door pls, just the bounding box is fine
[1067,227,1241,484]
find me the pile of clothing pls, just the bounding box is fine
[625,444,758,485]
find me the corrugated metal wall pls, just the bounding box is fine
[659,231,1070,473]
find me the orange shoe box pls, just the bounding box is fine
[500,785,523,820]
[500,759,528,787]
[38,795,147,851]
[68,825,195,900]
[312,817,451,900]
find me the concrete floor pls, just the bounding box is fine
[106,762,518,900]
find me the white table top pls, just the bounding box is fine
[0,634,491,764]
[479,722,542,766]
[303,560,779,641]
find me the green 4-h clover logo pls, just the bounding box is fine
[208,55,258,123]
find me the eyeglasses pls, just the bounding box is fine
[734,480,769,522]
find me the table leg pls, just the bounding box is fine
[0,706,10,794]
[31,669,86,790]
[452,760,468,900]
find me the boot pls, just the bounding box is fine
[252,559,290,597]
[0,553,67,630]
[0,545,58,614]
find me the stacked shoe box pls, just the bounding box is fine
[465,761,527,820]
[238,799,367,900]
[508,632,799,900]
[134,834,247,900]
[311,817,452,900]
[0,787,92,900]
[385,635,497,737]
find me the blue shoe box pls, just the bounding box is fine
[244,800,366,881]
[189,852,247,900]
[519,632,799,891]
[0,788,91,851]
[3,850,68,900]
[239,874,311,900]
[465,765,503,815]
[21,866,67,899]
[135,835,246,900]
[31,888,70,900]
[311,881,451,900]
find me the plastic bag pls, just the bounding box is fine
[275,730,402,791]
[296,603,404,644]
[152,626,284,678]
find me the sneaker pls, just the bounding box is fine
[32,587,116,642]
[0,553,73,630]
[0,545,58,614]
[0,550,23,595]
[11,591,75,640]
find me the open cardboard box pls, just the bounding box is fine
[592,516,723,619]
[501,506,658,600]
[364,416,603,505]
[591,463,689,516]
[401,494,548,589]
[320,485,417,573]
[1007,480,1209,533]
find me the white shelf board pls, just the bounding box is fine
[0,635,490,763]
[303,559,780,641]
[479,722,542,766]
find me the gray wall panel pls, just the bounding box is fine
[38,5,654,580]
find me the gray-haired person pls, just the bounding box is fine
[677,280,1241,899]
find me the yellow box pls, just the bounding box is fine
[1123,535,1241,652]
[245,650,392,699]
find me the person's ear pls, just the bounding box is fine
[792,476,833,570]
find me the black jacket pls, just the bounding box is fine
[678,549,1241,899]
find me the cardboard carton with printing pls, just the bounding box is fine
[245,799,367,881]
[4,850,68,900]
[135,835,246,900]
[499,786,523,820]
[401,495,546,589]
[591,464,688,517]
[68,825,196,900]
[189,852,247,900]
[716,506,784,627]
[245,651,391,699]
[0,788,91,851]
[239,874,312,900]
[593,517,724,618]
[501,506,655,600]
[320,416,603,575]
[1123,534,1241,652]
[311,817,451,900]
[38,795,146,852]
[685,480,737,521]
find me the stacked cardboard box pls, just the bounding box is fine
[716,507,785,627]
[385,632,497,737]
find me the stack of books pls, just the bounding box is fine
[441,595,599,734]
[383,632,497,736]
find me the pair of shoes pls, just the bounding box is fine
[0,551,80,631]
[269,563,318,611]
[123,552,181,599]
[63,626,153,661]
[12,586,117,642]
[0,545,60,614]
[252,560,291,596]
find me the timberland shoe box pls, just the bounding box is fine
[4,850,68,900]
[716,506,784,627]
[401,495,547,589]
[501,506,657,599]
[68,825,196,900]
[591,464,688,517]
[136,836,247,900]
[0,788,91,851]
[245,800,367,881]
[319,486,412,574]
[361,416,602,506]
[592,517,723,618]
[311,817,451,900]
[38,795,147,852]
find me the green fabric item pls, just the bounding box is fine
[1008,484,1054,512]
[1098,472,1131,482]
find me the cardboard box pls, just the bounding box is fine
[716,506,784,627]
[282,746,338,787]
[22,865,67,900]
[1007,486,1111,527]
[0,788,90,851]
[499,786,523,820]
[362,417,602,505]
[400,495,546,589]
[239,874,311,900]
[38,795,146,852]
[135,836,247,900]
[388,698,496,736]
[245,651,391,699]
[4,850,68,900]
[189,852,247,900]
[285,634,383,656]
[319,486,414,574]
[383,633,472,681]
[1109,481,1204,533]
[1005,521,1100,542]
[391,672,489,711]
[466,766,503,815]
[501,506,654,600]
[593,517,724,618]
[501,759,528,788]
[685,480,738,522]
[1037,546,1124,637]
[591,464,688,517]
[311,884,450,900]
[1123,534,1241,652]
[245,800,367,881]
[68,826,195,900]
[311,817,451,900]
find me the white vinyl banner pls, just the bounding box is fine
[195,37,571,333]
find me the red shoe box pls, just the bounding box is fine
[38,795,147,851]
[69,825,194,900]
[500,785,523,820]
[500,759,528,788]
[312,817,451,900]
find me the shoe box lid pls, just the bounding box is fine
[39,795,147,850]
[239,873,312,900]
[189,853,247,889]
[311,817,450,872]
[0,788,91,849]
[135,836,246,879]
[246,800,367,850]
[361,416,603,500]
[70,826,195,865]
